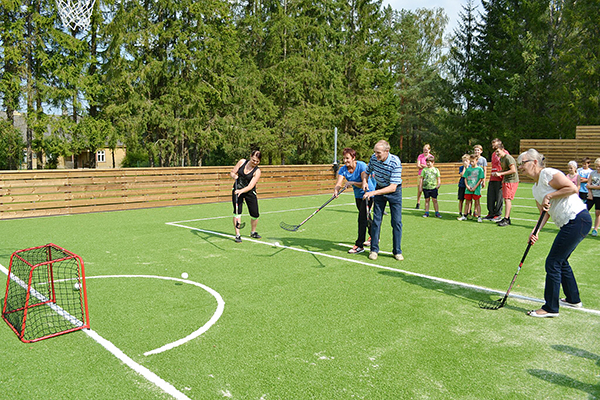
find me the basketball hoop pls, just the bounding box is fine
[56,0,96,31]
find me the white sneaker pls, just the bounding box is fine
[368,252,378,260]
[457,215,467,221]
[559,298,583,308]
[394,254,404,261]
[477,216,483,223]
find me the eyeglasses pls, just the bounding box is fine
[518,160,534,167]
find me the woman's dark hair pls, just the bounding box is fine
[342,148,356,159]
[250,150,262,161]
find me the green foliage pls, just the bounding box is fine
[0,119,24,169]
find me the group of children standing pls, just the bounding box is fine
[417,143,600,239]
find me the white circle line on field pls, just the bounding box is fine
[0,266,193,399]
[166,222,600,317]
[84,274,225,356]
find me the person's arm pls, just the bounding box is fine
[416,156,425,170]
[540,171,579,210]
[436,173,441,190]
[361,171,370,192]
[230,159,245,180]
[529,202,551,245]
[235,169,261,195]
[576,175,581,192]
[481,163,487,188]
[497,163,516,177]
[333,174,345,197]
[364,183,397,199]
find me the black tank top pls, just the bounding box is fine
[235,160,258,191]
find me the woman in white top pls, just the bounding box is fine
[517,149,592,318]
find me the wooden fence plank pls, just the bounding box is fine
[0,163,466,219]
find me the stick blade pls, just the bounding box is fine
[236,221,246,229]
[478,298,505,310]
[279,221,300,232]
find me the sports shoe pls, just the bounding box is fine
[234,235,242,243]
[592,229,598,237]
[368,252,378,260]
[423,212,429,218]
[435,212,442,218]
[363,237,371,247]
[394,253,404,261]
[492,215,503,222]
[497,217,511,227]
[483,215,494,221]
[415,203,420,209]
[527,310,559,318]
[477,216,483,223]
[457,215,467,221]
[348,245,364,254]
[559,298,583,308]
[250,232,262,239]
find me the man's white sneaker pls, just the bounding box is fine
[368,252,378,260]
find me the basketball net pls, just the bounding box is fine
[56,0,96,31]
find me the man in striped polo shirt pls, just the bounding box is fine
[361,140,404,261]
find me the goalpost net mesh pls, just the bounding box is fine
[2,244,90,343]
[56,0,96,31]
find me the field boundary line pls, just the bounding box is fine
[166,222,600,317]
[0,265,197,400]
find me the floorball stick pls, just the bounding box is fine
[280,187,346,232]
[479,211,546,310]
[234,180,246,230]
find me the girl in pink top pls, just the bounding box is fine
[416,144,431,209]
[566,160,580,192]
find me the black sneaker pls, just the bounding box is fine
[235,235,242,243]
[497,218,511,227]
[415,203,420,209]
[483,215,494,220]
[250,232,262,239]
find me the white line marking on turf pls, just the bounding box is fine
[166,222,600,317]
[171,202,356,224]
[0,265,219,400]
[82,275,224,356]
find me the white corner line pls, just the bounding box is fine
[166,222,600,316]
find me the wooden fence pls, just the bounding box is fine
[520,125,600,174]
[0,162,467,220]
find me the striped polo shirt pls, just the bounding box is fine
[366,153,403,187]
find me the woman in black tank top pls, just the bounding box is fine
[230,150,262,243]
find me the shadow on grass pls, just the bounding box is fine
[378,270,533,313]
[528,369,600,397]
[528,345,600,397]
[190,229,227,251]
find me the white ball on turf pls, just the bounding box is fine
[274,242,280,247]
[181,272,189,279]
[74,282,81,290]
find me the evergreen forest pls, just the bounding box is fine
[1,0,599,169]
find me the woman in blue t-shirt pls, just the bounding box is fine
[333,148,376,254]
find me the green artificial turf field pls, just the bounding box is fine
[1,184,599,399]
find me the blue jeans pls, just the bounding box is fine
[542,210,591,313]
[371,185,402,255]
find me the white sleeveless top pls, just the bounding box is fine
[532,168,585,228]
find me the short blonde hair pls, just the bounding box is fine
[474,144,483,151]
[461,154,469,161]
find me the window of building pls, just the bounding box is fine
[97,150,106,163]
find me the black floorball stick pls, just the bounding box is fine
[365,198,373,229]
[234,180,246,230]
[280,187,346,232]
[479,211,546,310]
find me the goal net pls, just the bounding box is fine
[2,244,90,343]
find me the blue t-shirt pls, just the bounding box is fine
[338,161,376,198]
[458,165,466,188]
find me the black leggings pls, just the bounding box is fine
[355,197,373,247]
[232,190,259,219]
